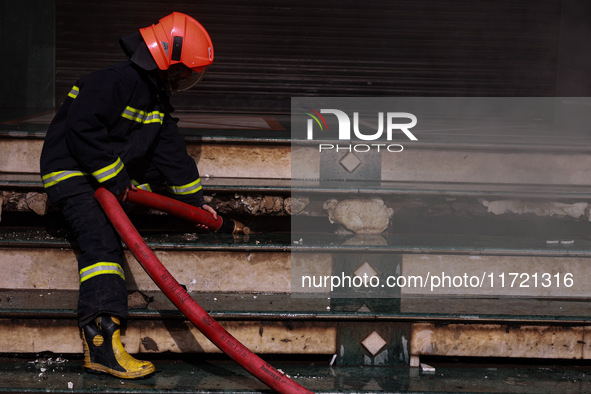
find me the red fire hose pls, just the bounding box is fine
[95,188,313,393]
[126,188,248,234]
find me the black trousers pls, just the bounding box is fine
[59,191,128,327]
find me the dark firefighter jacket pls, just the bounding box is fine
[40,32,206,207]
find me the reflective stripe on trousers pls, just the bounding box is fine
[79,262,126,284]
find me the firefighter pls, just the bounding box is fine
[40,12,215,379]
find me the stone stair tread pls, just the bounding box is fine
[6,111,591,151]
[1,227,590,256]
[2,290,591,324]
[4,172,591,200]
[0,354,589,393]
[291,179,591,199]
[0,117,292,142]
[180,127,291,144]
[0,173,296,193]
[5,112,591,191]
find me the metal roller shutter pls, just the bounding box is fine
[56,0,561,113]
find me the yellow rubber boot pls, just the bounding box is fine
[82,316,155,379]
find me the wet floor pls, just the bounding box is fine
[2,355,591,393]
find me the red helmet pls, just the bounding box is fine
[140,12,214,93]
[140,12,213,71]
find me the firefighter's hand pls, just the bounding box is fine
[195,204,217,230]
[201,204,218,220]
[117,184,137,203]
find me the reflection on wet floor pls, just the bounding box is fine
[2,354,591,393]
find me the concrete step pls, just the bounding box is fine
[3,112,591,370]
[8,173,591,200]
[0,115,292,180]
[5,111,591,186]
[3,228,591,297]
[4,112,591,232]
[3,289,591,356]
[3,227,591,364]
[4,174,591,240]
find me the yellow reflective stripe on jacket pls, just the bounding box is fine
[67,86,163,125]
[79,262,125,284]
[168,178,202,196]
[92,157,124,183]
[121,106,164,125]
[42,170,87,188]
[68,85,80,99]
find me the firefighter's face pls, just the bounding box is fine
[165,63,207,95]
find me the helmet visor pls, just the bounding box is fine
[167,64,208,95]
